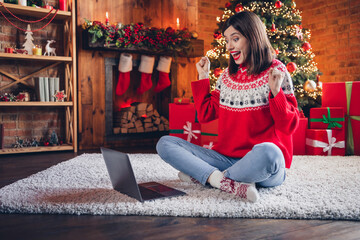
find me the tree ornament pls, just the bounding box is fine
[295,25,303,40]
[275,48,279,55]
[213,31,222,40]
[286,62,297,73]
[291,0,296,9]
[303,80,317,92]
[271,23,276,32]
[23,24,35,55]
[214,68,223,77]
[302,42,312,51]
[191,31,199,39]
[275,1,283,8]
[225,2,231,8]
[235,4,244,12]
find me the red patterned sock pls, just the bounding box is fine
[219,177,259,202]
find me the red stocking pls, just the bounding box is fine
[116,53,133,96]
[154,56,172,92]
[137,55,155,94]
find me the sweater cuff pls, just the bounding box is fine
[191,78,210,92]
[269,89,288,114]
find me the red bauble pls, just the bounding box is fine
[213,31,222,40]
[225,2,231,8]
[214,68,223,77]
[235,4,244,12]
[275,49,279,55]
[271,23,276,32]
[275,1,283,8]
[286,62,297,73]
[302,42,312,51]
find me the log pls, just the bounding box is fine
[135,120,143,128]
[144,122,153,128]
[113,127,121,134]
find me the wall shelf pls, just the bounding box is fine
[0,1,77,154]
[0,102,73,107]
[0,53,72,62]
[0,144,74,154]
[0,3,71,20]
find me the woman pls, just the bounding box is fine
[156,11,299,202]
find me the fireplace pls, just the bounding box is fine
[104,57,171,141]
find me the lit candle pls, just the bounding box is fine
[176,18,180,30]
[106,12,109,25]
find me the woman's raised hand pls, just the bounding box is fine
[196,56,210,80]
[268,68,285,97]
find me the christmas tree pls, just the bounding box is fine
[23,24,35,55]
[206,0,322,114]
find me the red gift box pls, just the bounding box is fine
[322,82,360,155]
[169,103,201,145]
[305,129,345,156]
[200,119,218,149]
[292,117,308,155]
[309,107,345,130]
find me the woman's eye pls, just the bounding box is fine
[233,38,239,42]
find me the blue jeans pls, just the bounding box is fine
[156,136,286,188]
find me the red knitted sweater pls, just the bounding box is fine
[191,59,299,168]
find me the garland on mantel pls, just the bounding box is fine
[82,19,195,53]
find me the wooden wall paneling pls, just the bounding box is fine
[79,104,93,149]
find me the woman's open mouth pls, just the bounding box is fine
[231,51,241,61]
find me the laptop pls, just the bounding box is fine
[101,147,186,202]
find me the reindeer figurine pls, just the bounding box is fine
[44,40,56,56]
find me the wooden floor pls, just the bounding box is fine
[1,149,360,240]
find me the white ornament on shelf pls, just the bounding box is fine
[23,24,35,55]
[44,40,56,56]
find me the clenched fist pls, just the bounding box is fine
[268,68,285,97]
[196,57,210,80]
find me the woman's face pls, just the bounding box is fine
[224,25,249,65]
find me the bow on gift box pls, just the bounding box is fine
[183,121,201,142]
[203,142,214,149]
[310,107,344,129]
[306,130,345,156]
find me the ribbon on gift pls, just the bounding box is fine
[306,130,345,156]
[203,142,214,149]
[183,121,201,142]
[170,121,201,142]
[345,82,360,155]
[309,107,344,129]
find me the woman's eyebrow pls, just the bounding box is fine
[224,32,241,38]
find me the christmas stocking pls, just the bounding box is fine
[137,55,155,94]
[154,56,172,92]
[116,53,133,96]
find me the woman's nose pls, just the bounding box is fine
[226,41,233,51]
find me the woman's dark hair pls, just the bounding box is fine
[222,11,275,75]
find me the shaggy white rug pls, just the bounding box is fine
[1,153,360,220]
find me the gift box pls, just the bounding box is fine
[292,117,308,155]
[305,129,345,156]
[169,103,201,145]
[169,103,219,147]
[322,82,360,155]
[200,119,218,149]
[309,107,345,130]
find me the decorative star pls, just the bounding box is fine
[53,90,67,102]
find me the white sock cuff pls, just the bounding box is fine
[139,55,155,74]
[156,56,172,73]
[208,170,224,189]
[118,53,133,73]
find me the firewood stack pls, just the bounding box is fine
[113,102,169,134]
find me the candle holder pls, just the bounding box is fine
[32,45,42,55]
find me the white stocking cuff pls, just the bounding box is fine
[118,53,133,73]
[156,56,172,73]
[139,55,155,74]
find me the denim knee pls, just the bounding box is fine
[156,135,176,160]
[253,142,284,174]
